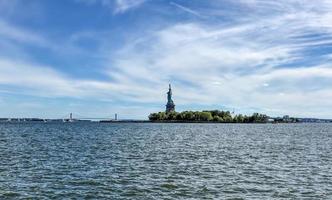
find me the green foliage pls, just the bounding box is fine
[148,113,159,121]
[213,116,224,122]
[167,111,177,120]
[198,112,213,121]
[148,110,270,123]
[183,111,195,121]
[148,112,166,121]
[234,114,244,123]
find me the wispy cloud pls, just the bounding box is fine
[170,2,203,18]
[76,0,146,14]
[0,56,166,105]
[114,0,146,13]
[0,19,49,46]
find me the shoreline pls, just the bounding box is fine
[100,120,330,124]
[1,119,331,124]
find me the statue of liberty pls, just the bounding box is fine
[166,84,175,113]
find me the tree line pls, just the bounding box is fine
[149,110,269,123]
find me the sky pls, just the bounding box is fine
[1,0,332,119]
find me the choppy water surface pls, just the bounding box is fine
[0,123,331,199]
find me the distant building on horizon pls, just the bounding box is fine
[166,84,175,113]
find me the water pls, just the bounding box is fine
[0,123,331,199]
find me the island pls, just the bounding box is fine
[149,110,270,123]
[149,84,300,123]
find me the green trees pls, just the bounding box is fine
[148,110,270,123]
[148,112,166,121]
[183,111,195,121]
[198,112,213,121]
[250,113,269,123]
[205,110,232,122]
[233,114,244,123]
[148,113,159,121]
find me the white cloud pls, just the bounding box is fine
[0,19,49,46]
[114,0,146,13]
[170,2,203,18]
[0,57,166,105]
[76,0,146,13]
[0,58,83,97]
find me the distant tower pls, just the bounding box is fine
[115,113,118,121]
[166,84,175,113]
[69,113,73,122]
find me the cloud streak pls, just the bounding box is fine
[170,2,203,18]
[76,0,146,14]
[114,0,146,13]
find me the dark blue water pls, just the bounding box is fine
[0,123,331,199]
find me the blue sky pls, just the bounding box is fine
[1,0,332,119]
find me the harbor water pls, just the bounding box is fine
[0,123,331,199]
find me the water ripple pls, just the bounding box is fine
[0,122,331,199]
